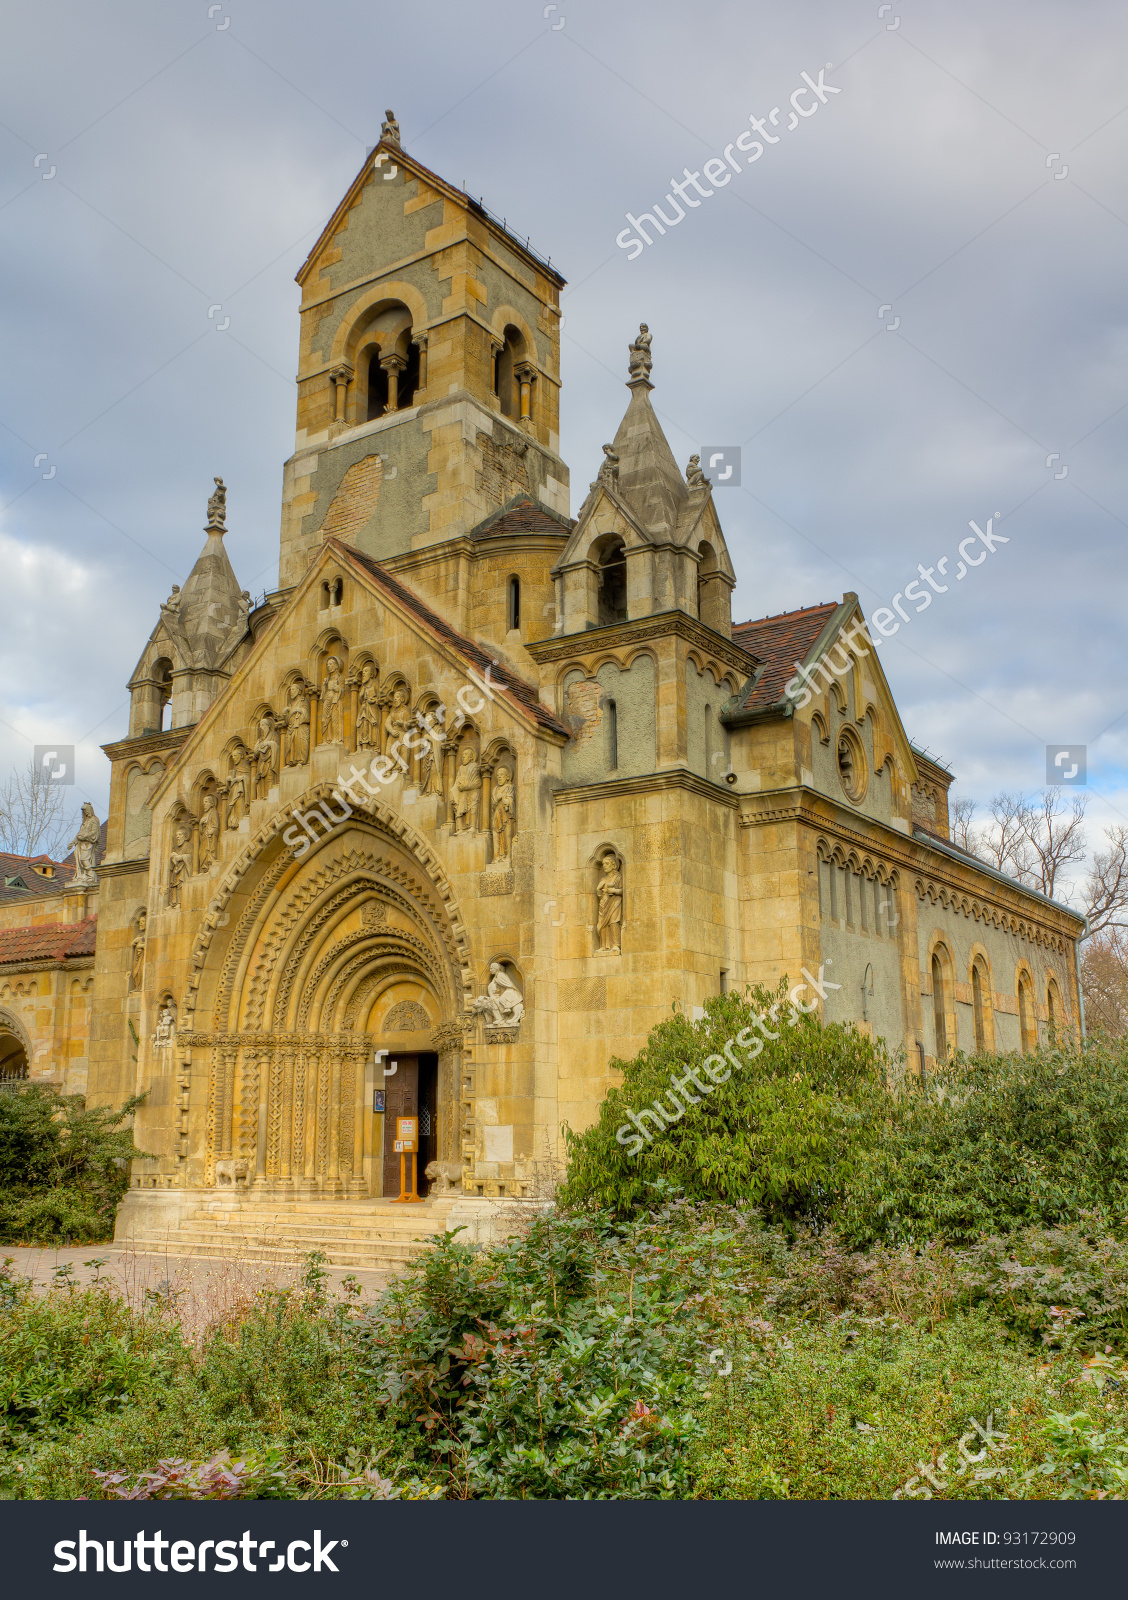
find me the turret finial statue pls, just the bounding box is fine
[627,322,652,381]
[381,109,401,146]
[206,476,226,531]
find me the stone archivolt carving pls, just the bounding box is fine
[472,961,524,1029]
[320,655,345,745]
[596,851,623,953]
[453,745,482,833]
[384,999,432,1032]
[68,803,101,888]
[361,901,387,929]
[283,681,311,767]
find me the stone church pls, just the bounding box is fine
[0,115,1085,1260]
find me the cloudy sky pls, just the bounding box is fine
[1,0,1126,896]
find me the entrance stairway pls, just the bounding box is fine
[150,1194,466,1272]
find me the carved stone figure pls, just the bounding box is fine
[418,720,443,797]
[237,589,252,630]
[252,710,280,799]
[596,851,623,953]
[68,803,101,887]
[597,443,620,487]
[225,743,251,828]
[453,746,482,833]
[160,583,181,624]
[129,910,147,992]
[355,663,380,751]
[382,684,411,759]
[472,961,524,1028]
[685,454,710,489]
[284,682,311,767]
[424,1160,463,1197]
[381,108,401,145]
[198,793,221,870]
[491,765,516,861]
[214,1157,249,1187]
[207,476,226,530]
[152,1000,177,1049]
[627,322,652,380]
[168,822,193,907]
[320,655,345,744]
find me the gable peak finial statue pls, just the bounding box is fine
[627,322,652,382]
[381,109,401,146]
[206,476,226,532]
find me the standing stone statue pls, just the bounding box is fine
[167,822,193,907]
[382,684,412,758]
[284,682,311,766]
[627,323,652,380]
[129,909,147,992]
[453,746,482,833]
[68,803,101,888]
[355,663,380,752]
[381,109,401,145]
[320,656,345,744]
[198,793,221,870]
[491,765,516,861]
[596,851,623,953]
[225,743,251,827]
[252,710,280,798]
[207,476,227,530]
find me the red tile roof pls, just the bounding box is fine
[0,850,77,904]
[729,601,843,717]
[468,496,573,541]
[0,917,97,967]
[330,541,573,739]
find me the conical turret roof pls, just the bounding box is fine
[608,330,687,538]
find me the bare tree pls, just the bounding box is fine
[948,794,979,854]
[0,761,80,859]
[1081,925,1128,1038]
[1016,789,1088,900]
[977,791,1037,883]
[1083,825,1128,937]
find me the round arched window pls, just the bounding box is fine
[836,727,867,803]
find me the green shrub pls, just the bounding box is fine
[0,1087,145,1243]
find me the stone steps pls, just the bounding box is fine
[151,1196,464,1270]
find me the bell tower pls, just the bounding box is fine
[278,111,570,587]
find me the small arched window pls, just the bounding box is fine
[596,539,627,627]
[932,952,949,1060]
[495,325,525,418]
[367,351,389,420]
[1018,972,1037,1054]
[1047,978,1060,1041]
[508,576,521,633]
[607,698,618,771]
[971,959,990,1053]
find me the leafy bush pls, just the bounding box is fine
[0,1087,145,1243]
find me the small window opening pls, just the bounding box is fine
[508,576,521,632]
[719,969,729,995]
[932,953,948,1058]
[607,698,618,770]
[367,353,389,420]
[398,342,420,409]
[597,541,627,627]
[972,962,988,1053]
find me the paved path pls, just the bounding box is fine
[2,1244,393,1335]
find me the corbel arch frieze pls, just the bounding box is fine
[184,784,473,1030]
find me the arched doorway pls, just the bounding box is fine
[0,1018,29,1089]
[188,805,469,1198]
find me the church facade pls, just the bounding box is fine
[0,116,1085,1252]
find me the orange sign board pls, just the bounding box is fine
[396,1116,417,1152]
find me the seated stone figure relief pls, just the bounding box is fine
[472,961,524,1029]
[283,681,311,766]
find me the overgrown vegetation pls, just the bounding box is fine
[0,1086,144,1243]
[8,1002,1128,1499]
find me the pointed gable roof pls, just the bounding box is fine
[174,525,246,669]
[610,378,688,539]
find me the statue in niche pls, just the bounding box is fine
[595,851,623,953]
[491,765,516,861]
[168,822,193,907]
[152,999,177,1049]
[382,684,412,759]
[68,803,101,887]
[472,961,524,1028]
[685,454,710,489]
[417,718,443,797]
[283,681,311,766]
[452,746,482,833]
[252,710,280,799]
[627,322,652,380]
[225,743,251,828]
[129,910,147,992]
[355,663,380,751]
[198,793,221,871]
[320,655,345,744]
[207,476,226,530]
